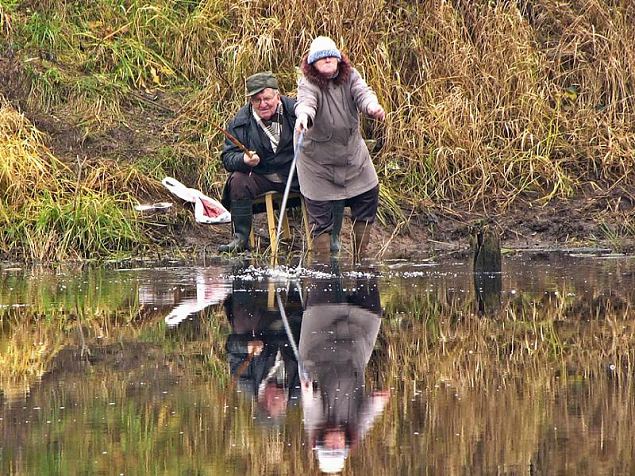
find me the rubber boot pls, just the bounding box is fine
[312,233,331,256]
[329,254,341,277]
[353,221,372,262]
[330,200,345,253]
[219,199,253,253]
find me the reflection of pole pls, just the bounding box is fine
[472,223,502,316]
[275,291,308,380]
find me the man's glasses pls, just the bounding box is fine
[250,94,277,105]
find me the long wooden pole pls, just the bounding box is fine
[213,124,254,159]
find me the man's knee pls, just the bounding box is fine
[227,172,258,201]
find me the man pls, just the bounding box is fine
[223,268,303,426]
[219,71,299,252]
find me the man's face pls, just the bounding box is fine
[249,88,280,121]
[261,382,287,417]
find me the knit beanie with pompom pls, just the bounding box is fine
[307,36,342,64]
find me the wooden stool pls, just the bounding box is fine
[249,191,313,253]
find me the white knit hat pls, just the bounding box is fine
[307,36,342,64]
[315,447,348,474]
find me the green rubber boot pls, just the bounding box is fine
[219,199,253,253]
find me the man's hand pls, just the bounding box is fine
[243,151,260,168]
[295,113,309,133]
[247,340,264,356]
[368,104,386,121]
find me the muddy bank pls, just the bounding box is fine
[43,101,635,258]
[2,76,633,261]
[140,189,635,261]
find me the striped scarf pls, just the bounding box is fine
[253,102,283,152]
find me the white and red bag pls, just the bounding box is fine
[162,177,231,224]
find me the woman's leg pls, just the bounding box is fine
[347,185,379,261]
[303,197,335,255]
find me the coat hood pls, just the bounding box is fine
[301,53,352,89]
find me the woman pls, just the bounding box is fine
[295,36,386,260]
[298,274,389,474]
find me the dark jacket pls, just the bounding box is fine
[221,95,297,177]
[224,285,303,402]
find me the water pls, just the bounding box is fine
[1,252,634,475]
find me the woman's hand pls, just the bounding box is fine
[368,104,386,121]
[295,113,309,133]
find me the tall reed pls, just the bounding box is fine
[1,0,634,259]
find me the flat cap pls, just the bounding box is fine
[245,71,279,97]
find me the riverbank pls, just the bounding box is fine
[138,189,635,262]
[21,90,634,261]
[1,80,632,263]
[1,1,634,262]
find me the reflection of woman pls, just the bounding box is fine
[299,277,389,474]
[224,280,303,423]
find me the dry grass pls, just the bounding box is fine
[0,98,65,202]
[170,0,634,209]
[0,99,150,260]
[1,0,634,259]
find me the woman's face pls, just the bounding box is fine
[313,57,339,77]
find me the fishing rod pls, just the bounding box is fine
[212,124,254,159]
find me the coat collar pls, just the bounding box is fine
[301,53,352,89]
[233,95,295,153]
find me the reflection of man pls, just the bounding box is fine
[224,279,303,423]
[299,276,389,474]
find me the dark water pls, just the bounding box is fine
[1,253,634,475]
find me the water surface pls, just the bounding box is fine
[1,252,634,475]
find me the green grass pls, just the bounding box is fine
[23,11,62,50]
[1,189,143,261]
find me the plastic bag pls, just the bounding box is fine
[162,176,231,224]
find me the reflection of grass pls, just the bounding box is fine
[371,284,635,474]
[1,264,634,474]
[0,268,144,398]
[0,313,68,402]
[2,360,310,475]
[0,265,234,403]
[381,285,635,387]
